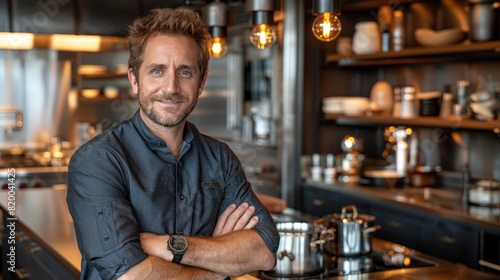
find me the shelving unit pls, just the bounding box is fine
[324,114,500,132]
[326,40,500,66]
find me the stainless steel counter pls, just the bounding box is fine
[0,185,80,278]
[304,179,500,231]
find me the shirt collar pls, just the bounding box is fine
[132,110,194,151]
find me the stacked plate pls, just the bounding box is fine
[417,92,441,116]
[323,97,343,114]
[323,97,370,116]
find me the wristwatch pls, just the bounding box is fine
[168,235,188,263]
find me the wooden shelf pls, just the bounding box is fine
[324,114,500,132]
[326,41,500,67]
[79,72,128,79]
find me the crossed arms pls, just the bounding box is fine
[118,203,276,280]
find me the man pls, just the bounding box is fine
[67,8,279,280]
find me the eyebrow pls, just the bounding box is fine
[145,63,197,72]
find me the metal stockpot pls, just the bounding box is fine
[271,222,330,276]
[319,205,380,257]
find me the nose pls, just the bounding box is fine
[161,69,180,94]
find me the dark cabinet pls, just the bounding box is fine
[79,0,141,36]
[424,219,479,269]
[370,206,426,251]
[0,0,9,32]
[300,183,371,217]
[1,216,79,280]
[11,0,76,34]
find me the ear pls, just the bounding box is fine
[128,68,139,95]
[198,71,208,96]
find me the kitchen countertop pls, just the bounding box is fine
[304,178,500,232]
[0,187,498,279]
[0,185,80,278]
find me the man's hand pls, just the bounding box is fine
[213,203,259,237]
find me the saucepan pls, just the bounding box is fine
[271,221,333,276]
[317,205,380,257]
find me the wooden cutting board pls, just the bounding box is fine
[255,192,287,214]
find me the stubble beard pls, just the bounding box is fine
[138,89,197,128]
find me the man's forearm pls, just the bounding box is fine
[184,229,275,275]
[117,255,227,280]
[141,230,275,276]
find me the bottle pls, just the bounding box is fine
[311,153,323,182]
[439,84,454,119]
[392,10,404,52]
[399,86,416,118]
[456,80,470,116]
[381,24,390,53]
[323,153,337,184]
[392,87,402,117]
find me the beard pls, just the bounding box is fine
[138,89,197,127]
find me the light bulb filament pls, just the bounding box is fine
[259,25,268,46]
[323,12,331,38]
[209,37,227,58]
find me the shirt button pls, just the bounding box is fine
[98,209,103,215]
[180,195,185,200]
[103,234,109,241]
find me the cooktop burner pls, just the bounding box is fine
[259,250,436,279]
[0,155,46,168]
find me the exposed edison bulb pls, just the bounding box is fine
[312,12,342,42]
[250,24,276,49]
[209,37,228,58]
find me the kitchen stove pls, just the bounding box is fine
[0,153,68,189]
[259,250,436,279]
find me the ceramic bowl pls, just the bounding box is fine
[80,88,100,99]
[341,97,370,116]
[415,28,467,47]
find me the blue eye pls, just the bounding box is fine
[151,69,163,75]
[179,70,192,77]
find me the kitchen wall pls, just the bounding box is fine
[0,49,72,150]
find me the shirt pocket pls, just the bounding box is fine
[94,202,118,252]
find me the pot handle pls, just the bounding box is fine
[341,205,358,219]
[310,228,335,249]
[277,250,295,261]
[363,225,381,234]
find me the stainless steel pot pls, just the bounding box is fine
[320,205,380,257]
[468,179,500,207]
[271,222,327,276]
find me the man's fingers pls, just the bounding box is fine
[233,205,256,230]
[244,216,259,230]
[213,204,237,234]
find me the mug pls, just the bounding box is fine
[352,21,381,55]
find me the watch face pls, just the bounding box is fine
[169,235,188,252]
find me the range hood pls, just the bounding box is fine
[0,0,138,51]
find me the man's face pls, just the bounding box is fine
[129,34,206,127]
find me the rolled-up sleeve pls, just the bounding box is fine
[67,143,147,280]
[219,145,280,254]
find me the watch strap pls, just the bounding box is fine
[172,252,183,263]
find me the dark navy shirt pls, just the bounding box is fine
[67,111,279,280]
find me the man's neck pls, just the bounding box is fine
[140,111,185,160]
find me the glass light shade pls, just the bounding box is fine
[249,24,276,50]
[0,33,34,49]
[209,36,228,58]
[312,12,342,42]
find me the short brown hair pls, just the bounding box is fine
[127,8,211,82]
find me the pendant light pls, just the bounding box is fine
[245,0,277,50]
[203,0,229,58]
[312,0,342,42]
